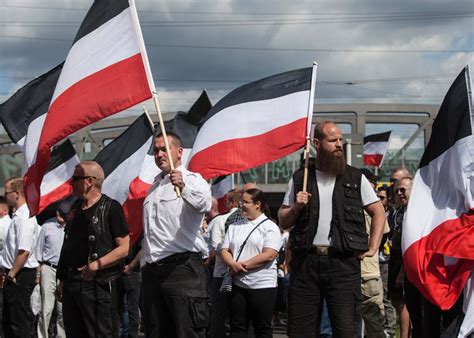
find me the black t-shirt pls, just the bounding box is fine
[61,196,129,270]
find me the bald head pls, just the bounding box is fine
[391,167,412,181]
[78,161,105,188]
[242,182,258,192]
[313,121,339,141]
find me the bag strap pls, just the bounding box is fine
[235,218,268,262]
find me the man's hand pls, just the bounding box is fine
[295,191,311,208]
[170,169,185,190]
[357,247,377,260]
[123,264,133,275]
[55,281,64,302]
[78,260,99,281]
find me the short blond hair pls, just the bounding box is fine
[5,177,23,194]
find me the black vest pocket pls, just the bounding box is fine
[341,228,369,253]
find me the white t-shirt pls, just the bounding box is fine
[222,213,282,289]
[282,170,379,246]
[210,208,237,278]
[0,215,11,253]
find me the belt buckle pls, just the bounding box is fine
[316,246,328,256]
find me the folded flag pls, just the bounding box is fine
[402,64,474,328]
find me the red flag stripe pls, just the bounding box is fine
[403,209,474,309]
[38,180,73,214]
[123,176,152,246]
[363,154,384,167]
[188,118,306,179]
[24,54,151,215]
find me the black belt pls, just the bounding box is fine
[42,261,58,269]
[308,246,329,256]
[149,252,201,266]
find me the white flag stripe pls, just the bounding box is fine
[24,114,47,167]
[39,155,79,195]
[51,8,140,104]
[189,91,309,158]
[363,141,388,155]
[102,139,151,204]
[403,135,474,252]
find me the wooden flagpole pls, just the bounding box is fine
[302,62,319,193]
[142,106,155,130]
[152,93,181,197]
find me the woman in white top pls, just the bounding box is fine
[221,188,282,338]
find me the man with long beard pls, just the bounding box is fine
[279,121,386,337]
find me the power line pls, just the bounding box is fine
[0,35,470,54]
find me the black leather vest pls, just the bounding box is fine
[289,165,368,255]
[88,195,121,283]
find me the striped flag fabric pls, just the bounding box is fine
[23,0,155,215]
[402,64,474,329]
[0,65,79,213]
[363,131,391,167]
[123,91,213,245]
[211,175,234,214]
[187,66,317,179]
[94,114,154,205]
[39,140,79,212]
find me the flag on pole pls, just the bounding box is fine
[94,114,154,205]
[402,64,474,322]
[23,0,155,215]
[211,175,234,214]
[187,67,316,179]
[0,65,80,213]
[123,91,212,245]
[363,131,391,167]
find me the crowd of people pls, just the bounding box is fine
[0,121,464,338]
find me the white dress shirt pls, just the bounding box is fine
[210,207,237,278]
[0,203,40,269]
[35,218,65,266]
[0,214,11,253]
[141,165,212,265]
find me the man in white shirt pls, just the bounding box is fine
[279,122,386,337]
[141,132,212,337]
[1,177,40,337]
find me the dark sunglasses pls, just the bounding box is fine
[377,195,386,201]
[72,175,96,182]
[395,187,407,194]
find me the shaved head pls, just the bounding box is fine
[77,161,105,188]
[242,182,258,192]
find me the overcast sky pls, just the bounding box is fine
[1,0,473,115]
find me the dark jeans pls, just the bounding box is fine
[404,276,423,338]
[111,272,142,338]
[210,277,229,338]
[228,285,277,338]
[62,273,114,337]
[2,268,36,338]
[288,250,361,338]
[142,253,210,338]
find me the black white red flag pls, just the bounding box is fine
[187,66,317,179]
[363,131,391,167]
[211,175,234,214]
[0,65,80,213]
[23,0,155,215]
[94,114,154,205]
[402,66,474,335]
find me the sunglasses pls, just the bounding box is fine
[72,175,96,182]
[395,187,407,194]
[377,195,386,201]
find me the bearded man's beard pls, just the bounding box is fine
[316,148,346,176]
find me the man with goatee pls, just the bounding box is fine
[279,121,386,337]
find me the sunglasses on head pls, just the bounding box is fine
[395,187,407,194]
[72,175,96,182]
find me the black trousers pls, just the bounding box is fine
[62,273,114,338]
[142,253,210,338]
[228,285,277,338]
[288,251,361,338]
[111,272,142,338]
[210,277,229,338]
[2,268,36,338]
